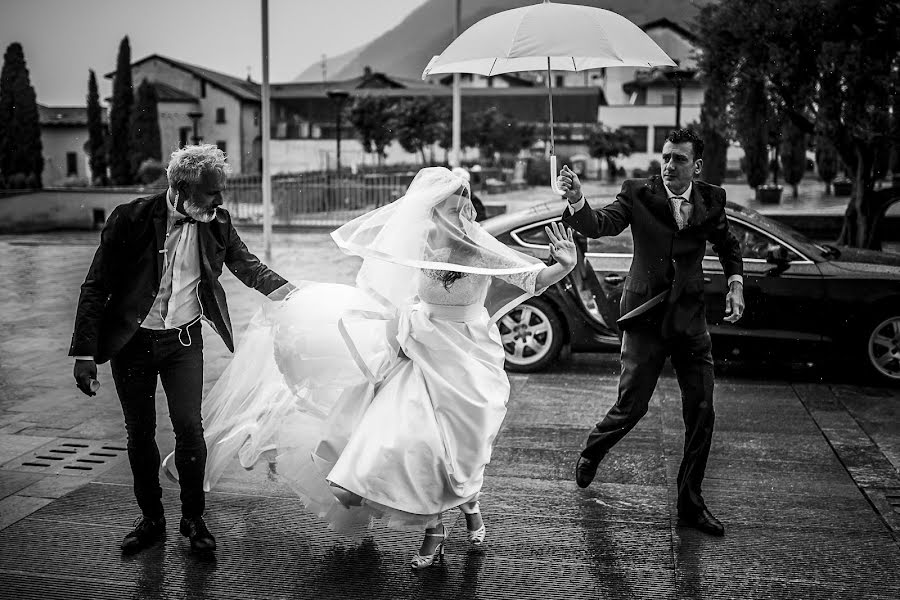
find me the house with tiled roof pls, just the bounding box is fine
[38,104,106,184]
[105,54,263,173]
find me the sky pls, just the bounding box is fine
[0,0,428,106]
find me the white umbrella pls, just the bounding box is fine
[422,0,676,194]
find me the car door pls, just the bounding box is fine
[584,226,635,335]
[510,217,621,336]
[703,217,826,343]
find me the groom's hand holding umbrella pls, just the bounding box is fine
[557,165,583,204]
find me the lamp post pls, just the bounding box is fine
[664,68,693,129]
[326,89,350,175]
[187,111,203,144]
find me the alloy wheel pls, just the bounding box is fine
[868,316,900,381]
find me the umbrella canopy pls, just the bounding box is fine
[422,1,676,78]
[422,1,677,194]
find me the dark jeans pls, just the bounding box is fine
[582,325,715,516]
[110,322,206,519]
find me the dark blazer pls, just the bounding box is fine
[563,176,743,336]
[69,192,288,363]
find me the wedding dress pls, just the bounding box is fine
[164,167,549,535]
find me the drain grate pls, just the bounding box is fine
[4,439,127,477]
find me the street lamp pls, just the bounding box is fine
[326,89,350,174]
[663,68,693,129]
[187,111,203,144]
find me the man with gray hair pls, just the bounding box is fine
[70,144,291,554]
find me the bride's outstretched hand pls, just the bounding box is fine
[545,221,577,271]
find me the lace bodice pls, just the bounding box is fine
[418,248,543,306]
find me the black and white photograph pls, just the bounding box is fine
[0,0,898,598]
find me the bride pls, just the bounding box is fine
[165,167,577,569]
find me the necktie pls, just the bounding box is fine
[671,197,691,230]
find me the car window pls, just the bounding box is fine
[515,221,634,254]
[586,227,633,254]
[706,219,800,260]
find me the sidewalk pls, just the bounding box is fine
[1,230,899,599]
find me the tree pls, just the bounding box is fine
[108,36,133,185]
[696,0,900,248]
[129,79,161,176]
[86,69,107,185]
[814,136,839,195]
[780,120,807,198]
[0,42,43,188]
[346,95,396,164]
[587,124,632,182]
[466,106,535,164]
[392,97,445,164]
[696,87,729,185]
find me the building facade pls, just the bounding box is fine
[38,105,103,185]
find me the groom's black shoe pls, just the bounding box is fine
[575,455,600,488]
[121,515,166,554]
[180,516,217,552]
[679,508,725,536]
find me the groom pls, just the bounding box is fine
[70,144,290,553]
[558,129,744,536]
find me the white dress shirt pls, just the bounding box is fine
[74,197,203,361]
[565,184,743,287]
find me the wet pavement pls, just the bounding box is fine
[1,228,899,599]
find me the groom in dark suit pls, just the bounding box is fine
[559,129,745,536]
[70,145,290,553]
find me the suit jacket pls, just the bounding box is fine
[562,176,743,336]
[69,192,288,363]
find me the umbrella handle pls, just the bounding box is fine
[550,154,565,196]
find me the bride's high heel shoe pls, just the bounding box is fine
[464,502,486,548]
[410,525,446,570]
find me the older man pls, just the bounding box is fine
[559,129,745,536]
[70,145,290,553]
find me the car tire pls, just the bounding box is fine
[859,312,900,386]
[499,297,565,373]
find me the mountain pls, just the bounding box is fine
[293,0,709,82]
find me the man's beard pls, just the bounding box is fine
[183,198,217,223]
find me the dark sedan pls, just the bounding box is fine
[483,200,900,385]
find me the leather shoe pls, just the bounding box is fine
[121,515,166,554]
[575,455,599,488]
[180,516,217,552]
[679,508,725,536]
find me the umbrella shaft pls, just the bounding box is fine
[547,58,555,155]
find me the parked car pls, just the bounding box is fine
[483,200,900,385]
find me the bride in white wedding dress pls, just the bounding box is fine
[164,167,577,569]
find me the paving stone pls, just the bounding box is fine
[0,494,52,530]
[0,433,55,464]
[0,470,44,499]
[17,474,91,499]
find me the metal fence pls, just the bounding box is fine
[225,171,415,227]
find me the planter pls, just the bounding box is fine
[756,185,783,204]
[833,178,852,196]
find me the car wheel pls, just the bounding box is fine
[863,313,900,385]
[499,297,564,373]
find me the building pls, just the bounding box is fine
[106,55,262,174]
[111,19,738,176]
[38,104,105,185]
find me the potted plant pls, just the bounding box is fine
[833,176,852,196]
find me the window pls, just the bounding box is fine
[705,220,800,261]
[586,227,634,254]
[216,140,227,156]
[215,108,226,123]
[654,126,674,153]
[200,80,207,98]
[619,126,648,152]
[66,152,78,176]
[661,93,676,106]
[555,75,565,88]
[513,221,634,255]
